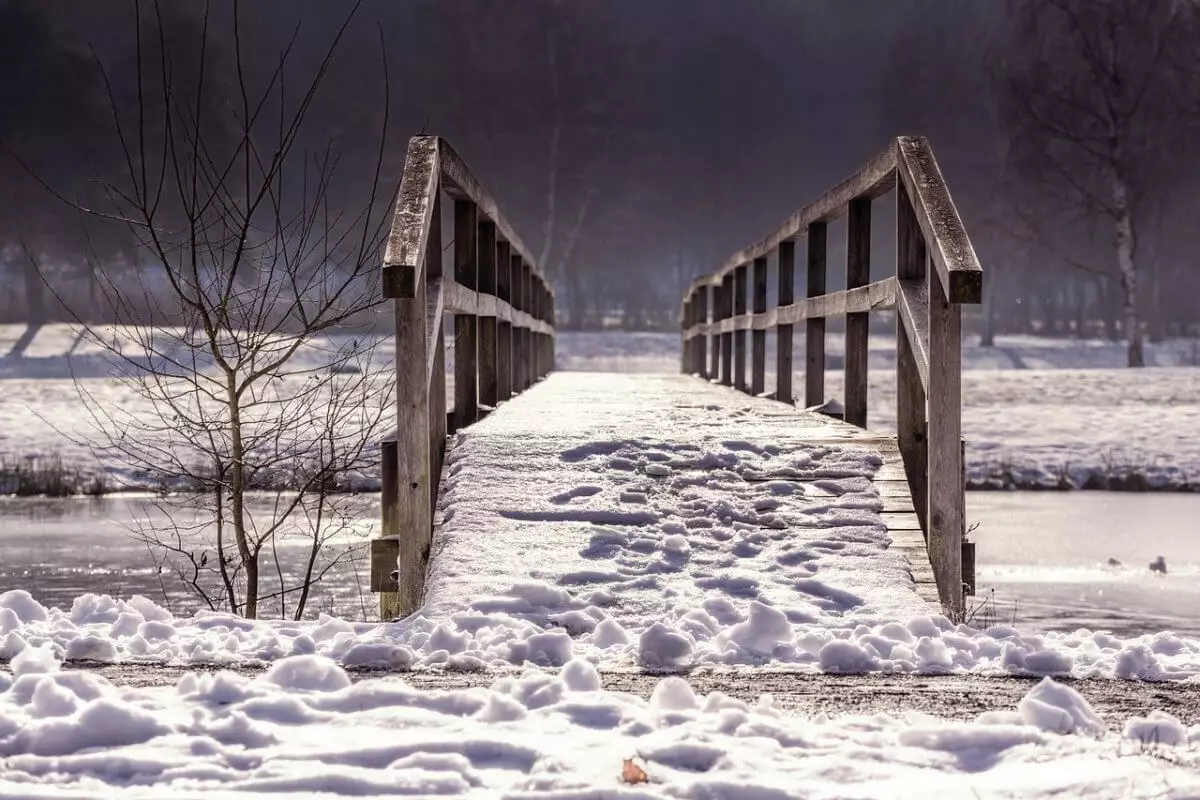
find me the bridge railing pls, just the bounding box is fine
[371,136,556,619]
[679,136,982,617]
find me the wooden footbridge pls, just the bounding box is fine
[370,135,982,622]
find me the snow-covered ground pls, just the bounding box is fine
[559,331,1200,490]
[1,647,1199,798]
[2,325,1198,491]
[4,373,1200,678]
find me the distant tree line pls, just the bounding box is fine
[2,0,1199,359]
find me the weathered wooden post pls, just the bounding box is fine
[720,274,734,386]
[751,256,768,395]
[705,283,715,381]
[805,222,827,408]
[733,264,748,392]
[520,262,533,390]
[896,186,929,534]
[697,285,710,378]
[379,136,442,621]
[845,196,871,427]
[497,243,513,401]
[454,200,479,431]
[477,221,498,412]
[370,437,401,616]
[777,240,795,404]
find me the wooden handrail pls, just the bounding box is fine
[679,136,982,619]
[372,136,557,620]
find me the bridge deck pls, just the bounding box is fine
[420,372,938,664]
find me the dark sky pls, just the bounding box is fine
[3,0,1007,313]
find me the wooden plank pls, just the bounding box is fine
[477,221,498,409]
[751,257,768,394]
[387,182,441,620]
[928,242,964,618]
[896,279,930,390]
[720,274,734,386]
[453,200,478,431]
[496,241,513,402]
[520,263,534,390]
[897,186,929,536]
[684,278,898,337]
[805,222,827,408]
[709,281,721,379]
[845,196,871,428]
[697,285,710,378]
[895,136,983,305]
[382,136,439,300]
[372,438,400,599]
[441,279,554,335]
[685,144,897,294]
[734,264,748,392]
[776,240,795,404]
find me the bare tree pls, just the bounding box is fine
[31,1,396,619]
[995,0,1199,366]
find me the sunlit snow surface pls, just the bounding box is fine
[1,648,1199,798]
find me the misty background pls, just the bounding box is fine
[2,0,1198,340]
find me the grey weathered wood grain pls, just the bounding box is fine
[805,222,827,408]
[383,137,439,300]
[776,241,795,404]
[453,200,479,431]
[895,137,983,305]
[896,185,930,537]
[477,221,498,409]
[684,278,898,336]
[751,256,768,395]
[927,245,964,617]
[845,196,871,428]
[734,264,748,392]
[720,275,734,386]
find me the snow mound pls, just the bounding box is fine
[1,653,1198,798]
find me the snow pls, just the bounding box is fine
[3,372,1200,677]
[4,326,1198,493]
[1,653,1199,798]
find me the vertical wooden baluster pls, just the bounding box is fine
[520,263,533,390]
[734,264,748,392]
[477,220,498,413]
[896,185,928,536]
[928,229,964,619]
[697,285,710,378]
[751,256,768,395]
[453,200,478,431]
[777,240,796,404]
[805,222,827,408]
[720,274,734,386]
[845,196,871,427]
[708,282,719,380]
[496,241,512,402]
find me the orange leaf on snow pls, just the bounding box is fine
[621,758,649,784]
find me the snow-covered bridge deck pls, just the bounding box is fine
[421,372,936,665]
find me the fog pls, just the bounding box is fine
[2,0,1198,341]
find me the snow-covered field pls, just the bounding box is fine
[1,646,1199,798]
[2,325,1198,491]
[559,331,1200,491]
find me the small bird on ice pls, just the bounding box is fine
[1149,555,1167,574]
